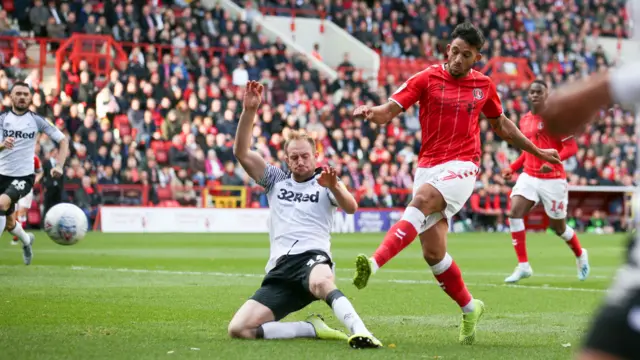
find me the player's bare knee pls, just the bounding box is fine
[309,275,335,299]
[0,195,11,212]
[422,247,446,266]
[5,216,15,230]
[549,220,566,236]
[508,209,525,219]
[227,320,256,339]
[411,185,445,215]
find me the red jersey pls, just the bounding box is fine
[509,112,578,179]
[390,64,503,168]
[34,156,42,174]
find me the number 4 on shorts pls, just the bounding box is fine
[11,180,25,191]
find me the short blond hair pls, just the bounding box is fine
[284,130,316,154]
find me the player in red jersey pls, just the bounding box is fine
[351,22,561,345]
[10,156,42,245]
[501,80,590,283]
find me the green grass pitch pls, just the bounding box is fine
[0,231,628,359]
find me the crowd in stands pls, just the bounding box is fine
[0,0,631,232]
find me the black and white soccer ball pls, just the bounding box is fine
[44,203,88,245]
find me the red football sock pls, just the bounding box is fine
[511,230,528,263]
[565,234,583,257]
[432,254,473,309]
[372,220,419,268]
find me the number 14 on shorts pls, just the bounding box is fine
[550,200,564,212]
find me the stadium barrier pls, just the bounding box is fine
[99,206,403,233]
[98,183,635,234]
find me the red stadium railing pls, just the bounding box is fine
[0,36,65,78]
[54,35,128,93]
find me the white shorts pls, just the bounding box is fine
[413,161,479,233]
[511,172,568,219]
[17,190,33,210]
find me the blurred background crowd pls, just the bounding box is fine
[0,0,632,232]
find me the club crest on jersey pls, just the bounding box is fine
[472,88,484,100]
[538,122,544,130]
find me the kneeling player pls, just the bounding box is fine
[501,80,590,283]
[228,81,381,348]
[11,156,42,245]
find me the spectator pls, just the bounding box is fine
[171,169,197,206]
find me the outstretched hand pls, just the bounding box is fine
[353,105,373,120]
[317,166,338,189]
[243,81,263,111]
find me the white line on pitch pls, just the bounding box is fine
[333,268,610,280]
[66,266,606,294]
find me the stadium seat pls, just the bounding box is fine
[155,150,168,164]
[27,201,41,227]
[156,186,173,201]
[150,141,164,153]
[118,122,131,137]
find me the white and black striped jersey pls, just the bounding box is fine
[257,165,339,273]
[0,111,65,177]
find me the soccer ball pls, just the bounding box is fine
[44,203,88,245]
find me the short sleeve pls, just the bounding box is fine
[389,70,427,110]
[256,165,288,193]
[481,81,503,119]
[0,112,7,142]
[34,114,65,143]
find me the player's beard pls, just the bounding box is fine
[12,102,29,113]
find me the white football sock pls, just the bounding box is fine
[370,257,380,274]
[560,226,575,241]
[259,321,315,339]
[10,222,31,246]
[326,289,369,335]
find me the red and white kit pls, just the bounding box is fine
[390,64,503,232]
[509,112,578,219]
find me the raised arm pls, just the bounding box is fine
[232,81,268,182]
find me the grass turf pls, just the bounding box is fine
[0,231,627,359]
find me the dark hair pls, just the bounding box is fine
[451,22,485,50]
[10,81,31,93]
[530,79,548,89]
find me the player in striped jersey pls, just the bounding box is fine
[10,156,42,245]
[501,80,589,283]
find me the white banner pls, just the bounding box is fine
[99,207,381,233]
[100,207,272,233]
